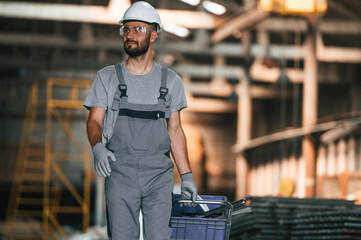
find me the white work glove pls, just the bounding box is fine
[180,172,198,207]
[92,142,116,177]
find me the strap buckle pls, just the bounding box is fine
[119,84,127,97]
[158,87,168,100]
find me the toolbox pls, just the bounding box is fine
[170,195,233,240]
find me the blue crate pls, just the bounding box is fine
[170,217,227,240]
[170,195,231,240]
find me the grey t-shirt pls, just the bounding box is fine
[84,61,187,142]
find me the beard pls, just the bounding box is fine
[124,35,151,57]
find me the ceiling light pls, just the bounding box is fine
[163,23,190,38]
[179,0,200,6]
[203,1,227,15]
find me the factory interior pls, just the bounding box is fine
[0,0,361,239]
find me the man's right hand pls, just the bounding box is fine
[180,172,198,207]
[92,142,116,177]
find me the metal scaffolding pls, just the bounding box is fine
[3,78,92,239]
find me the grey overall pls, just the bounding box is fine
[105,64,174,240]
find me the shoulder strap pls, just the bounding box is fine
[111,63,128,110]
[115,63,126,85]
[158,67,168,100]
[161,67,167,88]
[158,67,171,118]
[115,63,127,97]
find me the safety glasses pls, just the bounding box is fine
[119,26,153,36]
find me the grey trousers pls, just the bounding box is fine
[105,153,174,240]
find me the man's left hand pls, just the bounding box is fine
[180,172,198,207]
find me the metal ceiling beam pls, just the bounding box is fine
[211,13,361,43]
[250,60,304,83]
[316,34,361,63]
[258,18,361,35]
[0,1,221,29]
[0,32,304,59]
[328,0,360,20]
[184,82,293,99]
[1,32,360,63]
[211,9,270,43]
[1,0,359,35]
[39,67,285,100]
[320,120,361,143]
[0,0,127,24]
[172,65,246,79]
[232,120,339,153]
[319,20,361,35]
[1,1,360,34]
[158,9,222,29]
[158,41,305,59]
[186,96,237,113]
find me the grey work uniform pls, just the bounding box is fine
[84,62,187,240]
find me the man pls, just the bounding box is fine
[84,1,197,239]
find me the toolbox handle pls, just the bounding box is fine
[176,199,233,218]
[176,199,232,210]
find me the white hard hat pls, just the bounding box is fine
[119,1,162,32]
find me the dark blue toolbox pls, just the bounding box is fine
[170,195,233,240]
